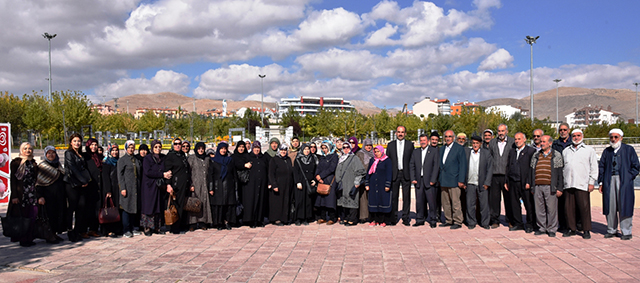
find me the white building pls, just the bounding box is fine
[565,105,621,128]
[412,97,451,119]
[236,107,277,118]
[278,97,355,116]
[485,105,528,118]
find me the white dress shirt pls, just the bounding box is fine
[397,139,405,170]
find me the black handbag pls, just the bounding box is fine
[35,205,56,241]
[1,206,31,239]
[237,170,250,183]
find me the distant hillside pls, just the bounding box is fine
[477,87,636,122]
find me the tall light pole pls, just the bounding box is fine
[258,74,266,125]
[525,35,539,121]
[634,82,640,125]
[553,79,562,124]
[42,32,57,100]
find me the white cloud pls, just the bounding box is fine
[94,70,190,98]
[244,93,277,102]
[364,23,398,46]
[478,48,514,71]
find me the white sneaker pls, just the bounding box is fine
[124,232,133,238]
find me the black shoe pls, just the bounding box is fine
[439,223,452,227]
[144,230,153,236]
[429,222,437,228]
[582,231,591,239]
[303,221,309,226]
[481,225,490,230]
[402,220,411,226]
[450,224,462,230]
[345,222,357,227]
[563,230,576,237]
[490,223,500,229]
[604,233,616,239]
[412,222,425,227]
[524,227,533,233]
[275,222,284,226]
[621,235,633,240]
[509,226,524,231]
[548,232,556,237]
[225,224,232,230]
[534,230,544,236]
[468,225,476,230]
[295,220,302,226]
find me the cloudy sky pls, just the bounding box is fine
[1,0,639,108]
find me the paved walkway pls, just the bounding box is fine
[0,204,638,283]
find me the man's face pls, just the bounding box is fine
[456,136,466,146]
[514,134,525,148]
[533,130,543,145]
[483,132,493,143]
[444,131,454,146]
[419,136,428,148]
[430,136,439,147]
[559,125,569,138]
[609,133,622,144]
[396,126,406,140]
[497,125,507,140]
[472,140,481,151]
[572,132,583,144]
[541,136,551,151]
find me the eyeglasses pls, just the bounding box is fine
[610,135,621,140]
[533,135,541,137]
[559,129,568,132]
[349,142,356,144]
[153,145,162,148]
[173,142,181,145]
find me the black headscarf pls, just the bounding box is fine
[297,143,318,165]
[212,142,232,180]
[194,142,207,160]
[234,140,249,156]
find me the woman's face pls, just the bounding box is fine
[252,146,261,155]
[342,146,350,155]
[321,145,329,154]
[21,144,33,157]
[279,149,287,157]
[153,144,162,154]
[71,137,82,150]
[110,147,119,158]
[182,143,190,153]
[89,142,98,153]
[237,145,245,154]
[310,145,317,153]
[197,147,205,155]
[46,150,57,161]
[139,149,148,157]
[374,148,382,158]
[126,144,135,155]
[365,144,373,152]
[303,147,310,156]
[270,142,278,151]
[219,147,228,156]
[173,140,182,152]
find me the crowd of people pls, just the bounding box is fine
[5,122,637,247]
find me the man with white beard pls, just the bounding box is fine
[598,129,640,240]
[562,129,597,239]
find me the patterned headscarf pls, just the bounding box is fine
[368,145,388,175]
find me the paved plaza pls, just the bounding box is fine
[0,201,638,283]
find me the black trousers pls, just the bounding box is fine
[317,207,337,222]
[391,170,411,223]
[65,184,88,234]
[489,174,507,225]
[343,207,358,223]
[521,186,538,230]
[506,179,524,228]
[371,212,392,225]
[415,177,438,225]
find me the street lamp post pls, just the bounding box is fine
[258,74,266,125]
[525,35,539,121]
[42,32,57,100]
[634,82,640,125]
[553,79,562,124]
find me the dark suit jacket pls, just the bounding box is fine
[464,147,492,187]
[506,145,536,185]
[409,146,439,188]
[488,137,515,175]
[387,139,414,181]
[439,142,467,188]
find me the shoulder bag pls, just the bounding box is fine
[164,196,179,226]
[99,196,121,224]
[184,192,202,213]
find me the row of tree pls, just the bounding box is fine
[1,91,637,148]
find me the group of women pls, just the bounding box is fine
[6,134,394,247]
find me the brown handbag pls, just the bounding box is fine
[316,176,335,196]
[184,192,202,213]
[99,196,121,224]
[164,196,179,226]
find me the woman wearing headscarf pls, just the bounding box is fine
[287,136,301,166]
[141,140,171,236]
[356,138,375,223]
[187,142,213,231]
[309,142,320,158]
[365,146,393,227]
[36,146,66,241]
[9,142,45,247]
[232,140,250,218]
[292,143,317,225]
[164,138,191,234]
[118,140,141,238]
[348,137,361,155]
[182,141,191,155]
[209,142,238,230]
[314,140,339,224]
[268,143,294,225]
[336,142,366,226]
[100,144,121,237]
[83,138,103,238]
[64,133,91,242]
[265,137,280,158]
[242,141,269,228]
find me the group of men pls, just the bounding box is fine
[386,123,637,240]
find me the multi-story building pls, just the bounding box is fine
[565,105,620,128]
[412,97,451,119]
[450,101,480,115]
[134,108,180,119]
[278,97,355,116]
[92,104,117,115]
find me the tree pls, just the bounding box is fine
[22,92,50,147]
[0,92,25,138]
[137,111,166,132]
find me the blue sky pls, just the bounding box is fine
[1,0,639,108]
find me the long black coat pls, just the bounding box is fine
[292,157,316,220]
[242,152,269,223]
[100,162,120,210]
[209,159,237,206]
[164,150,191,217]
[141,154,166,215]
[314,153,338,209]
[268,156,294,222]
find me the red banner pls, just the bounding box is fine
[0,123,11,203]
